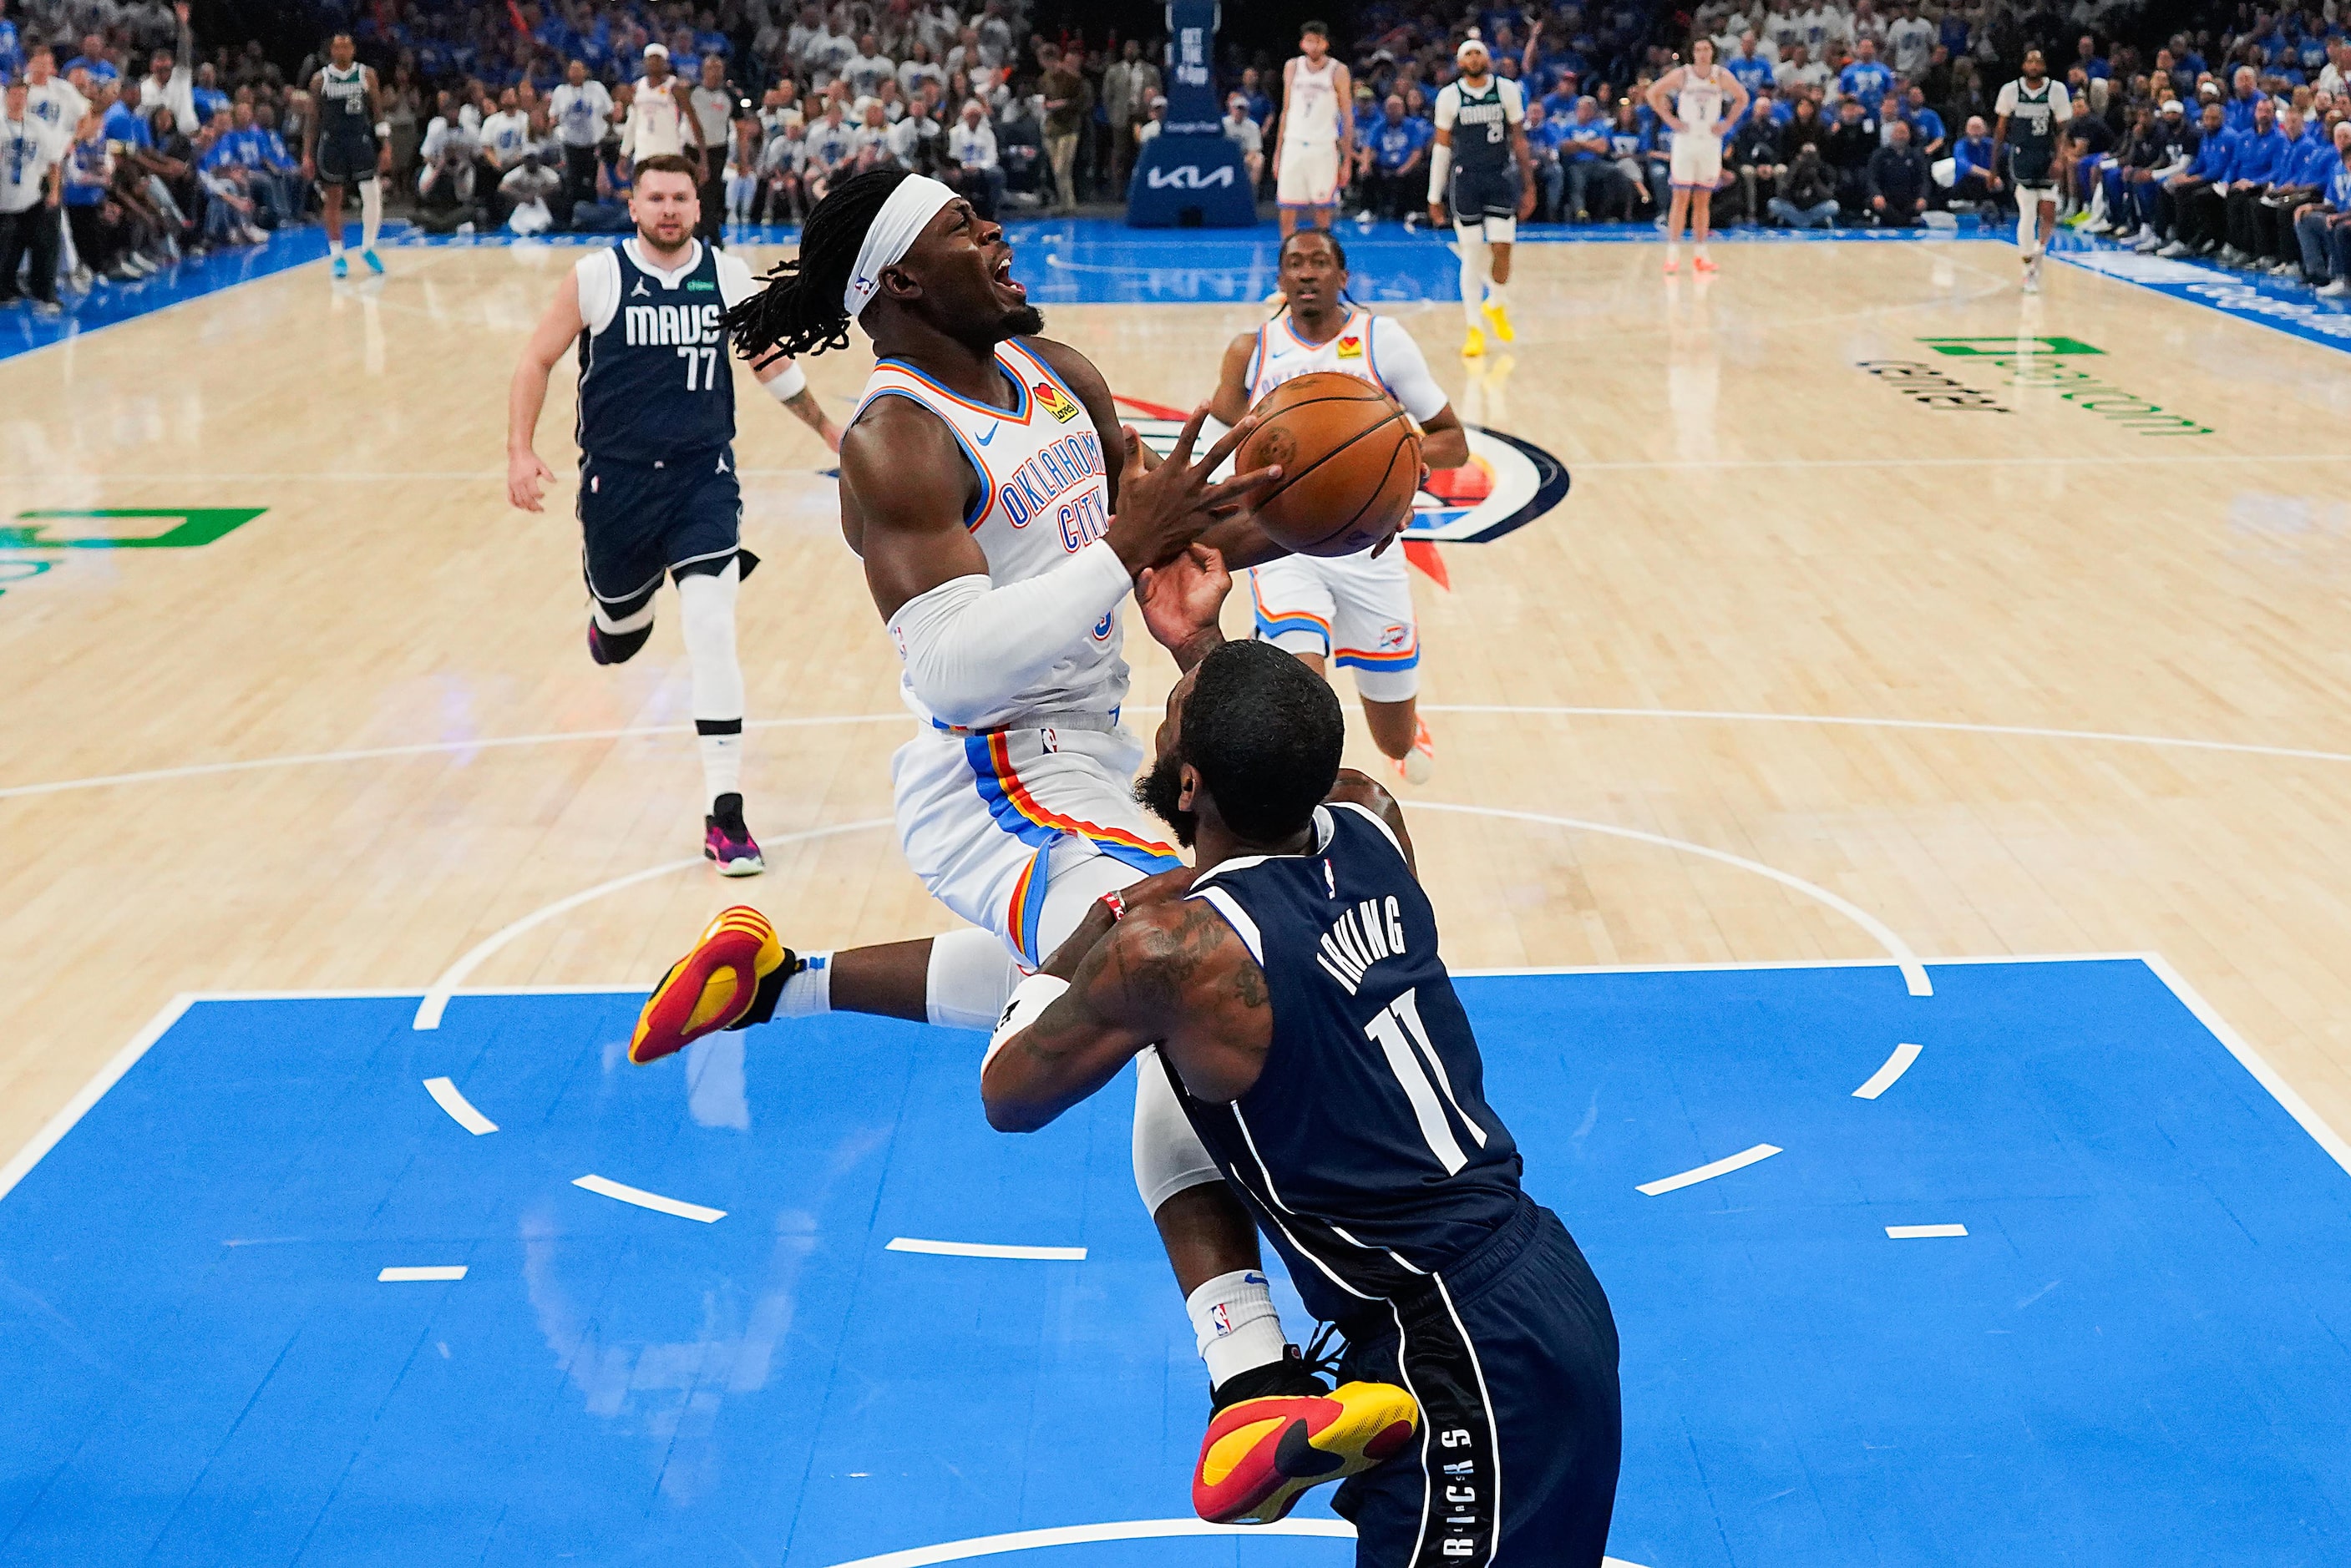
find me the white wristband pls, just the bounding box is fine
[764,358,808,401]
[984,972,1070,1069]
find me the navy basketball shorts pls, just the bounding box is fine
[577,447,744,621]
[1450,164,1522,221]
[1333,1198,1623,1567]
[315,135,378,188]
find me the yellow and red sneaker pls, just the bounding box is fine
[629,906,794,1065]
[1193,1378,1420,1525]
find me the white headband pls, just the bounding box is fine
[844,174,957,321]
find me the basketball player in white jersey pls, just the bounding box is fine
[1428,33,1535,357]
[1208,227,1467,784]
[506,154,839,873]
[1647,38,1748,273]
[621,43,703,165]
[1271,20,1352,239]
[627,169,1417,1525]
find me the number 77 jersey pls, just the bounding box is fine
[1171,800,1526,1325]
[574,235,757,463]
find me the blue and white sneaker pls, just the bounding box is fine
[362,248,384,274]
[331,255,348,278]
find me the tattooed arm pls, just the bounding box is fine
[980,893,1275,1133]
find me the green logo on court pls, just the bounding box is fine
[2,508,267,550]
[1916,336,2104,357]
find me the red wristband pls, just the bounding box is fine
[1101,890,1128,921]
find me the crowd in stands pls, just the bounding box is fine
[6,0,2351,306]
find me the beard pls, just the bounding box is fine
[1000,303,1046,340]
[1134,754,1196,849]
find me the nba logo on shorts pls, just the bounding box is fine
[1040,727,1058,754]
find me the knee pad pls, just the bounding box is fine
[926,925,1025,1031]
[1133,1047,1224,1213]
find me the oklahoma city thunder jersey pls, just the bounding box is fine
[1675,67,1728,134]
[1174,802,1524,1323]
[1246,307,1395,405]
[854,339,1125,730]
[1281,56,1341,153]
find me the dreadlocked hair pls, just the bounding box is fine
[1268,225,1354,319]
[725,169,912,362]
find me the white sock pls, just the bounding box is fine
[773,951,832,1016]
[2017,204,2038,258]
[1187,1267,1287,1390]
[1484,278,1506,311]
[328,236,344,258]
[677,563,747,807]
[1666,239,1681,260]
[1695,240,1710,260]
[360,179,383,250]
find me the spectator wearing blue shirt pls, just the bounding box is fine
[2224,66,2263,133]
[1521,98,1568,220]
[2073,37,2110,81]
[1836,38,1892,109]
[0,3,21,84]
[2253,106,2330,271]
[2160,100,2237,254]
[2218,94,2288,261]
[1948,114,2003,213]
[1902,85,1944,156]
[2289,118,2351,291]
[63,34,119,88]
[1558,94,1610,220]
[1724,33,1774,99]
[1604,98,1662,220]
[1361,93,1431,220]
[1539,72,1581,124]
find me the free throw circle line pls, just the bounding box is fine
[816,1515,1649,1568]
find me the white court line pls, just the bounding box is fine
[408,819,892,1029]
[2140,952,2351,1179]
[422,1077,498,1135]
[1412,801,1932,997]
[1565,452,2351,473]
[0,994,195,1206]
[1885,1224,1968,1239]
[813,1510,1660,1568]
[1852,1042,1924,1100]
[1636,1142,1783,1196]
[0,714,908,802]
[886,1237,1087,1261]
[377,1265,468,1282]
[1420,704,2351,769]
[572,1173,726,1223]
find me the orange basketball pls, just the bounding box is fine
[1237,372,1423,559]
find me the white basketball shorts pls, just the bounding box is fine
[1249,549,1421,702]
[1277,139,1341,208]
[1670,129,1725,190]
[891,721,1183,968]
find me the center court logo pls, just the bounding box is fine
[1115,396,1570,546]
[1854,337,2216,437]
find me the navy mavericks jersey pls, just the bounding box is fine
[319,63,377,153]
[576,240,735,463]
[1447,79,1515,175]
[1175,802,1524,1325]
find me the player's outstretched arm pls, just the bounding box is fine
[506,271,585,511]
[982,893,1273,1132]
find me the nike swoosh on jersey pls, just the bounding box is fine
[975,423,1000,445]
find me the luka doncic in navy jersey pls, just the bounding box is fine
[1178,800,1621,1568]
[577,239,736,463]
[1179,802,1523,1317]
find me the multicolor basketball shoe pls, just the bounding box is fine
[705,792,763,877]
[1193,1355,1420,1525]
[629,905,799,1065]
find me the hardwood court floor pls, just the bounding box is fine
[4,235,2351,1176]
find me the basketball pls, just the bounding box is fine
[1237,372,1424,558]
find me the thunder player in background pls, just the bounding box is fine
[627,169,1421,1525]
[505,154,840,875]
[1646,38,1747,275]
[301,32,389,278]
[1208,227,1467,784]
[1428,33,1535,357]
[982,639,1624,1563]
[1991,48,2070,293]
[1271,21,1353,239]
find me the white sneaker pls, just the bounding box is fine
[2156,239,2191,257]
[68,264,93,290]
[2319,279,2348,296]
[2218,245,2247,266]
[2084,215,2113,234]
[2022,268,2040,294]
[2133,230,2163,252]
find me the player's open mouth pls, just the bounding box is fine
[993,256,1025,299]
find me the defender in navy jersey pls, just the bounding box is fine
[508,154,841,873]
[984,638,1622,1565]
[301,33,389,277]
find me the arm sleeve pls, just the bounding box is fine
[575,250,621,333]
[1502,78,1525,124]
[1433,83,1459,132]
[1371,316,1450,422]
[885,540,1133,727]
